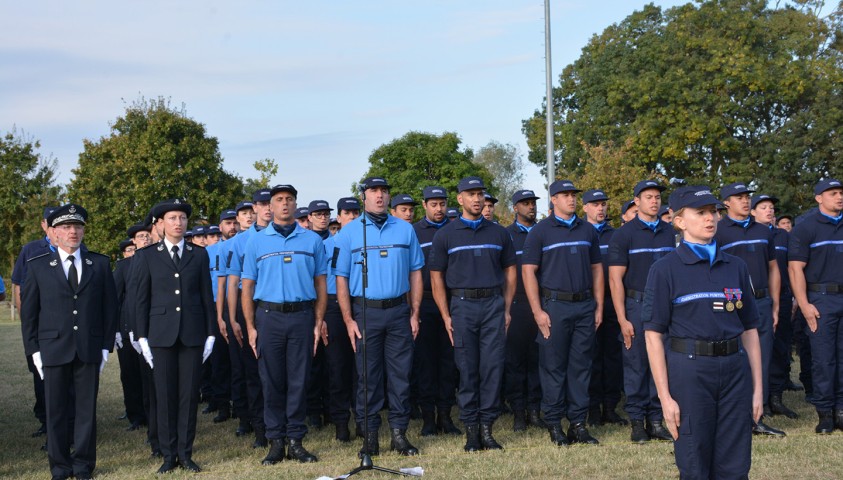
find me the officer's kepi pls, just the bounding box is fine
[151,198,192,220]
[511,189,540,204]
[127,223,150,238]
[47,203,88,227]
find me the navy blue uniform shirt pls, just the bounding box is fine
[506,221,534,295]
[771,227,791,293]
[414,218,448,292]
[715,217,776,290]
[643,242,760,341]
[428,217,517,289]
[594,221,616,314]
[607,217,676,291]
[788,212,843,284]
[521,215,601,293]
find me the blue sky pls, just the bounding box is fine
[2,0,690,207]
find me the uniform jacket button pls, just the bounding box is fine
[73,325,79,331]
[175,290,180,294]
[175,273,180,278]
[176,307,181,312]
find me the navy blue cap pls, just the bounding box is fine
[127,223,151,238]
[43,206,59,219]
[307,200,333,212]
[446,207,459,218]
[235,201,254,213]
[549,180,581,196]
[621,199,636,215]
[152,198,192,220]
[119,238,135,251]
[184,229,194,238]
[252,188,272,202]
[219,209,237,222]
[511,189,540,205]
[360,177,391,190]
[390,194,418,208]
[582,189,609,204]
[750,194,779,210]
[658,205,670,217]
[457,176,485,192]
[48,204,88,227]
[670,185,722,211]
[270,184,298,198]
[814,178,842,195]
[294,207,310,219]
[192,225,206,236]
[720,182,755,200]
[484,192,499,204]
[337,197,361,212]
[206,225,221,235]
[423,186,447,200]
[633,180,666,197]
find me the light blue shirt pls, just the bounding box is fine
[333,214,424,299]
[242,224,327,303]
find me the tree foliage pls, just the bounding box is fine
[67,97,244,257]
[0,129,62,277]
[473,141,526,213]
[523,0,843,214]
[358,131,494,221]
[243,158,280,193]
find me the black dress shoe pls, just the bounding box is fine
[646,420,674,441]
[235,420,253,437]
[479,423,503,450]
[180,459,201,473]
[548,424,570,446]
[307,414,323,429]
[528,410,548,429]
[157,460,179,474]
[630,420,650,444]
[513,410,527,432]
[74,473,93,480]
[437,409,462,435]
[567,422,599,444]
[816,411,835,434]
[602,408,629,426]
[286,438,318,463]
[32,423,47,437]
[464,424,481,452]
[213,406,231,423]
[262,439,285,465]
[753,419,786,437]
[389,428,419,456]
[359,430,380,458]
[835,410,843,431]
[420,411,437,437]
[769,395,799,419]
[126,421,143,431]
[587,407,603,427]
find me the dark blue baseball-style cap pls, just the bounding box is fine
[750,194,779,210]
[484,192,499,204]
[360,177,391,190]
[457,176,485,192]
[582,189,609,204]
[219,209,237,222]
[308,200,333,212]
[423,186,448,200]
[235,201,254,213]
[270,184,298,198]
[192,225,206,236]
[337,197,361,212]
[446,207,459,218]
[511,189,540,205]
[390,194,418,208]
[720,182,755,200]
[206,225,221,235]
[670,185,722,211]
[621,199,636,215]
[549,180,581,196]
[814,178,843,195]
[252,188,272,202]
[43,206,59,219]
[294,207,310,219]
[633,180,666,197]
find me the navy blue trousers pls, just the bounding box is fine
[256,307,313,441]
[222,299,248,420]
[151,343,202,463]
[324,298,354,424]
[537,298,595,424]
[756,297,774,405]
[769,293,794,397]
[116,342,146,424]
[415,298,457,412]
[451,295,506,425]
[589,312,623,410]
[234,293,265,430]
[668,347,752,480]
[806,292,843,411]
[622,298,662,421]
[353,302,413,431]
[505,296,542,412]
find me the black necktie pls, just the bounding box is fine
[172,245,181,267]
[67,255,79,291]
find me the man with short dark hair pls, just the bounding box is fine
[391,194,418,223]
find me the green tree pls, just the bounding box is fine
[0,129,62,278]
[473,141,525,214]
[68,97,244,256]
[358,131,493,221]
[243,158,280,194]
[523,0,843,214]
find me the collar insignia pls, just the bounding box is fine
[157,244,165,251]
[49,259,58,267]
[85,258,93,265]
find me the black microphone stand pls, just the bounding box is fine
[341,187,412,479]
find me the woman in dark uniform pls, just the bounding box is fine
[643,186,763,480]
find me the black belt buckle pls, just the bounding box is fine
[754,288,767,299]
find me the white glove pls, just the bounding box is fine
[202,336,215,364]
[115,332,123,349]
[129,331,142,354]
[32,352,44,380]
[99,349,109,374]
[138,337,154,368]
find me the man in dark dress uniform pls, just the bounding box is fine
[21,204,118,480]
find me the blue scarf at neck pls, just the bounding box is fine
[820,211,843,225]
[554,214,577,228]
[729,216,751,229]
[425,217,448,228]
[515,221,533,233]
[683,240,717,265]
[459,216,483,231]
[638,216,659,232]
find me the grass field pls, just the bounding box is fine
[1,318,842,480]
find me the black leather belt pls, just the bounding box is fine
[450,288,501,299]
[542,288,591,302]
[754,288,767,299]
[670,337,740,356]
[626,289,645,301]
[257,300,313,313]
[352,296,405,309]
[808,283,843,294]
